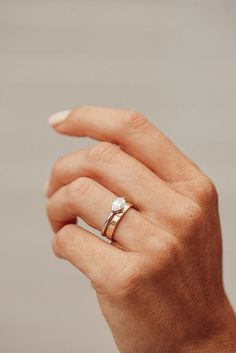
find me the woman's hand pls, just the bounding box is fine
[46,107,236,353]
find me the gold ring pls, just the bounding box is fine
[101,197,133,241]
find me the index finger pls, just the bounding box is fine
[48,106,200,183]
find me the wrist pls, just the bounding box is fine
[181,299,236,353]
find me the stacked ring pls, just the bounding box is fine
[101,197,133,240]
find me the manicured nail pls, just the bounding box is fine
[48,110,71,127]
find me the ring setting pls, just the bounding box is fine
[111,197,126,212]
[101,197,133,240]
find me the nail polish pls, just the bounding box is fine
[48,110,71,127]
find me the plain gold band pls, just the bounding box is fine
[103,202,133,241]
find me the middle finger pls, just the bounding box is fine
[47,141,176,215]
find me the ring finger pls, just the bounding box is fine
[46,142,183,225]
[46,176,160,251]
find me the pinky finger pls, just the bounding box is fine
[52,224,123,286]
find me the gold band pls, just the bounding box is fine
[101,211,115,237]
[101,202,133,240]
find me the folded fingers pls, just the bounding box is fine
[48,106,200,183]
[47,141,194,234]
[47,141,173,209]
[47,177,155,251]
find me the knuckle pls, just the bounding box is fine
[52,156,67,180]
[113,261,147,298]
[88,142,120,163]
[114,239,181,294]
[176,200,204,231]
[99,257,146,298]
[67,177,94,202]
[122,111,149,131]
[115,273,141,298]
[165,236,180,259]
[200,176,218,204]
[186,202,203,222]
[120,269,141,291]
[157,236,181,272]
[52,224,75,258]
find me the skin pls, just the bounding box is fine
[46,106,236,353]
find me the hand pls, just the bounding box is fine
[46,107,236,353]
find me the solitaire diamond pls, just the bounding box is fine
[112,197,126,212]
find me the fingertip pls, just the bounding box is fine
[48,110,71,127]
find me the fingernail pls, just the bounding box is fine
[48,110,71,127]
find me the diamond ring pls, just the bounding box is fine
[101,197,133,240]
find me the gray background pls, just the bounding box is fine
[1,1,235,352]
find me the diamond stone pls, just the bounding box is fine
[112,197,126,212]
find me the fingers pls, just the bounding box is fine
[46,142,174,211]
[52,223,123,284]
[47,177,153,251]
[48,106,200,183]
[46,142,189,234]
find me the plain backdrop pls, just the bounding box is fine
[1,1,235,352]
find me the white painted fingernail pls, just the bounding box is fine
[48,110,71,127]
